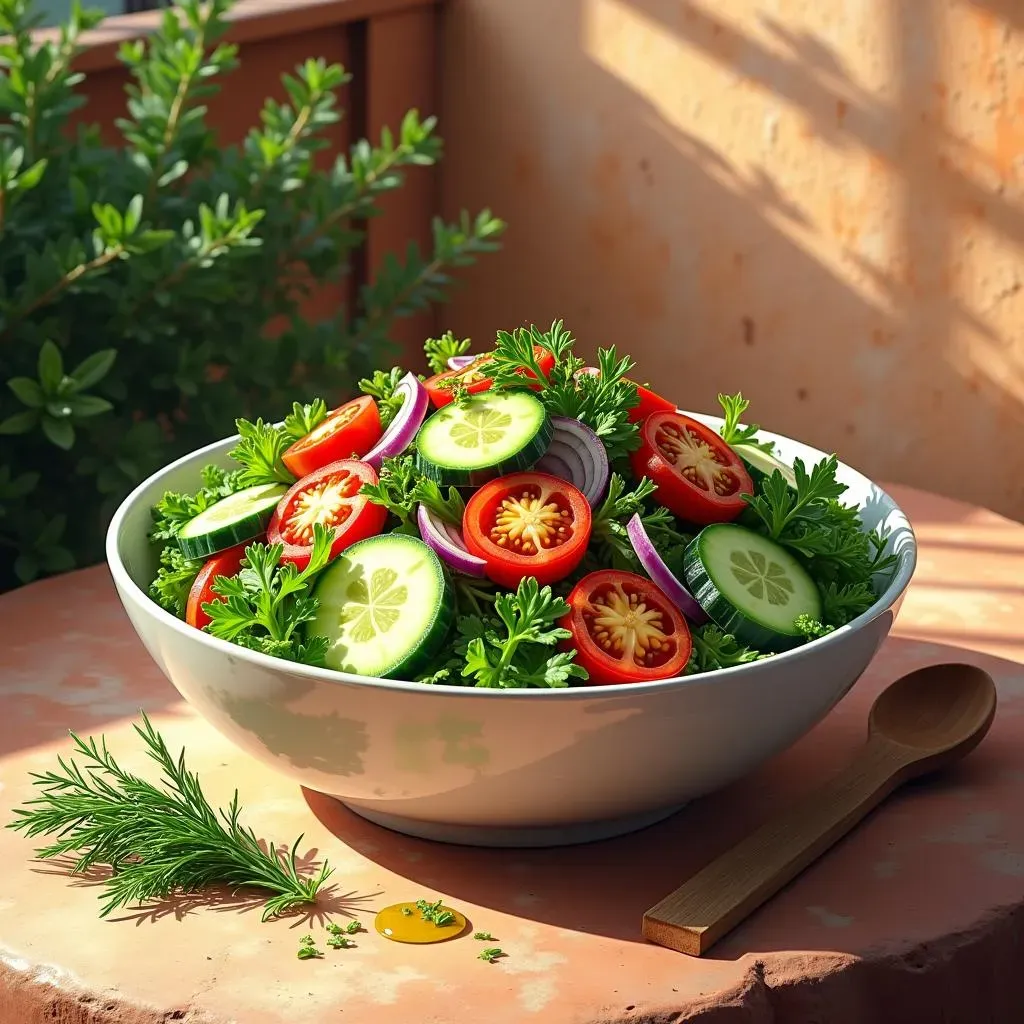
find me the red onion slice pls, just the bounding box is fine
[363,372,429,469]
[416,504,486,577]
[446,354,479,371]
[535,416,610,506]
[626,513,708,624]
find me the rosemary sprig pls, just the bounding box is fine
[7,712,332,921]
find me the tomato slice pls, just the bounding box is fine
[463,471,592,588]
[185,543,250,630]
[575,366,675,423]
[562,570,692,685]
[423,346,557,409]
[267,460,387,570]
[281,396,382,478]
[630,411,754,525]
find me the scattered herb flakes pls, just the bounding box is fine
[478,947,505,963]
[401,906,413,916]
[327,935,355,949]
[473,931,496,941]
[345,919,362,934]
[298,934,322,960]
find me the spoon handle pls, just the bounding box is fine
[642,741,907,955]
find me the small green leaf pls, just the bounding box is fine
[7,376,44,407]
[67,395,114,418]
[0,410,39,434]
[40,547,75,573]
[14,157,47,191]
[37,341,63,393]
[42,417,75,450]
[69,349,117,390]
[14,554,38,583]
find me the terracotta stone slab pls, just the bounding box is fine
[1,484,1023,1023]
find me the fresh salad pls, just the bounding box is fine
[147,322,898,687]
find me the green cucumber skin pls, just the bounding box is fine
[416,404,553,488]
[175,484,285,560]
[310,535,455,680]
[682,526,821,653]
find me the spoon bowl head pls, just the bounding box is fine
[869,662,997,758]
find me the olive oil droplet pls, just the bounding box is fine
[374,902,467,943]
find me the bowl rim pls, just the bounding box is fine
[105,409,917,700]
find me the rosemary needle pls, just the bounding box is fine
[7,712,332,920]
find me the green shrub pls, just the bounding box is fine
[0,0,503,590]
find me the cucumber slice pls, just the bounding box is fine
[415,390,552,487]
[177,483,287,560]
[310,533,454,679]
[683,523,821,651]
[732,442,797,490]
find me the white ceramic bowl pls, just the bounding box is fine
[106,412,916,847]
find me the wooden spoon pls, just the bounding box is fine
[642,662,997,956]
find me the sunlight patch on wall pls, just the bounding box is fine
[581,0,904,318]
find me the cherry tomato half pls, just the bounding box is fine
[424,346,557,409]
[630,411,754,525]
[561,570,692,685]
[281,396,382,478]
[463,471,592,588]
[576,366,676,423]
[186,542,250,630]
[267,460,387,570]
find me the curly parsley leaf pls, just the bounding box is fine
[488,320,575,389]
[148,546,203,618]
[203,524,333,665]
[588,474,691,572]
[541,345,641,461]
[358,367,406,429]
[795,615,835,639]
[819,580,878,627]
[687,624,766,674]
[459,577,587,689]
[150,464,247,541]
[742,454,897,627]
[283,399,328,443]
[718,392,775,454]
[361,455,466,531]
[412,477,465,526]
[360,455,423,533]
[743,456,847,539]
[424,331,473,375]
[228,418,296,487]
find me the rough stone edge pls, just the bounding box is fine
[588,899,1024,1024]
[0,952,221,1024]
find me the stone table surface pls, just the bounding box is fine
[1,483,1024,1024]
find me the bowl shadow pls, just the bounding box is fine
[302,637,1023,953]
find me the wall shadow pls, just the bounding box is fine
[438,0,1024,520]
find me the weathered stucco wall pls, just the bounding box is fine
[439,0,1024,519]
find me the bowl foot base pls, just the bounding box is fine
[335,801,688,848]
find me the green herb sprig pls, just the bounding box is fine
[717,392,775,454]
[358,367,407,429]
[588,473,691,572]
[282,399,328,443]
[228,417,296,487]
[424,331,473,375]
[361,454,465,531]
[203,523,333,664]
[461,577,587,689]
[8,713,332,921]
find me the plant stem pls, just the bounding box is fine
[145,17,210,209]
[349,255,443,350]
[278,143,415,268]
[1,246,124,342]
